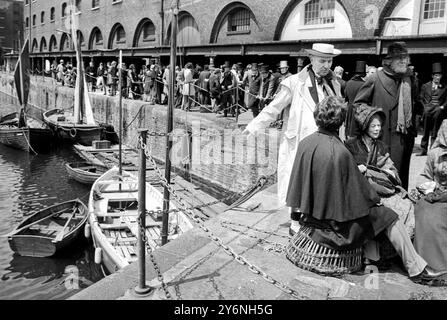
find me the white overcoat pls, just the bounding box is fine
[245,65,342,207]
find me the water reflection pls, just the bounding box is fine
[0,144,104,300]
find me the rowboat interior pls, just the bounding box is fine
[18,205,86,240]
[91,170,193,265]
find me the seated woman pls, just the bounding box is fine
[286,96,447,283]
[345,105,414,263]
[414,119,447,272]
[345,104,400,184]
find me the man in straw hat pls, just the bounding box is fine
[243,43,343,235]
[354,42,419,190]
[418,62,447,156]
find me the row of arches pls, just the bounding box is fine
[29,3,258,53]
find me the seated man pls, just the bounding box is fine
[286,96,447,284]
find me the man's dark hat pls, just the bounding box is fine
[355,104,386,132]
[385,42,409,59]
[432,62,443,74]
[223,61,231,69]
[251,63,258,69]
[354,61,367,74]
[259,64,269,72]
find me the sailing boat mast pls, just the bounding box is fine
[18,36,27,127]
[161,0,179,246]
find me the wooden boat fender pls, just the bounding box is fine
[84,223,91,239]
[94,247,102,264]
[69,127,77,138]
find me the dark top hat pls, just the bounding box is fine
[385,42,409,59]
[354,61,367,74]
[432,62,443,74]
[223,61,231,69]
[251,63,258,69]
[260,64,269,72]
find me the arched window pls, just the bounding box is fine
[92,0,100,9]
[32,14,36,26]
[89,27,103,49]
[423,0,446,20]
[41,11,45,24]
[25,17,29,28]
[228,8,250,32]
[50,7,55,21]
[49,35,57,52]
[109,24,126,49]
[134,19,156,46]
[40,37,47,52]
[62,3,67,18]
[77,30,85,47]
[32,39,38,52]
[304,0,335,25]
[60,33,71,51]
[167,12,200,46]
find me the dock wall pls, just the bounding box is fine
[0,72,279,197]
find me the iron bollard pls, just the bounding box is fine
[134,129,152,296]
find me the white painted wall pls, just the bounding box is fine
[383,0,447,36]
[280,1,353,40]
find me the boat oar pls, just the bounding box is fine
[1,205,76,238]
[53,206,80,243]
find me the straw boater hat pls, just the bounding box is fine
[305,43,342,57]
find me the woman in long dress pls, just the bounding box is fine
[414,119,447,271]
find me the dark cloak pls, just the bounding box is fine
[286,129,398,250]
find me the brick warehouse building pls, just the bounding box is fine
[0,0,23,53]
[7,0,447,82]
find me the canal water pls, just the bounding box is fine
[0,144,104,300]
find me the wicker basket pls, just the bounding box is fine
[285,226,363,276]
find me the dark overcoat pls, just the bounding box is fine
[344,75,365,137]
[353,69,418,189]
[286,130,398,250]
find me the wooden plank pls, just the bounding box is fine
[99,223,128,230]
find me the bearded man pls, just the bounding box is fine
[354,42,418,190]
[243,43,343,235]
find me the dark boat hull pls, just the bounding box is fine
[0,112,54,152]
[0,127,30,151]
[7,199,88,257]
[43,109,102,146]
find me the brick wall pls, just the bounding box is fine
[25,0,396,57]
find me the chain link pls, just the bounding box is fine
[137,136,308,300]
[138,217,172,299]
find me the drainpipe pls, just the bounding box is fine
[160,0,164,47]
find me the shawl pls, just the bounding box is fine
[286,129,380,222]
[382,66,412,134]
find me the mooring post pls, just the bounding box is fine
[134,128,151,296]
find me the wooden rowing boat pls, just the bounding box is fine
[65,161,109,185]
[6,199,88,257]
[87,167,194,274]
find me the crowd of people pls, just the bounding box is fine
[47,57,298,118]
[243,41,447,286]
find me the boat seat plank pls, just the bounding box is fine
[98,223,129,230]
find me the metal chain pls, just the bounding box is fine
[138,136,308,300]
[220,220,291,240]
[143,195,234,220]
[138,218,172,300]
[219,222,287,254]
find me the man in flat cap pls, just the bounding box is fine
[354,41,419,190]
[243,43,343,235]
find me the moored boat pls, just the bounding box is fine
[0,112,54,152]
[87,167,194,274]
[6,199,88,257]
[65,161,108,184]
